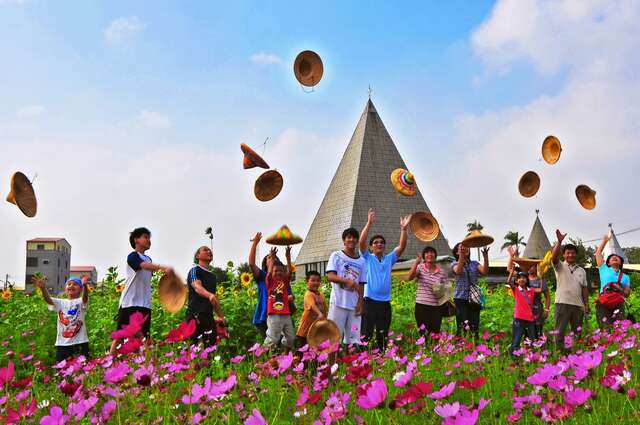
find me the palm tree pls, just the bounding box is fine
[501,230,526,253]
[466,220,484,260]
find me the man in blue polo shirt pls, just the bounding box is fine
[359,208,410,350]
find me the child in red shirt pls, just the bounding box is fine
[509,271,542,357]
[264,249,295,350]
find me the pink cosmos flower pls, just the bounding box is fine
[100,400,117,422]
[111,312,148,339]
[434,402,460,418]
[356,378,388,409]
[209,374,237,399]
[393,361,416,388]
[244,408,267,425]
[415,336,426,346]
[104,362,131,384]
[15,390,30,401]
[231,355,245,364]
[182,378,212,404]
[628,388,637,399]
[277,352,294,373]
[548,375,568,392]
[0,361,15,386]
[430,382,456,400]
[166,320,197,343]
[68,395,98,420]
[40,405,68,425]
[134,364,154,386]
[0,399,36,425]
[564,388,591,406]
[527,364,563,386]
[318,391,350,424]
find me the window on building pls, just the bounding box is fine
[26,257,38,267]
[42,259,50,265]
[37,244,45,250]
[25,274,33,286]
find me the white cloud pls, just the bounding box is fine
[16,105,44,118]
[438,0,640,254]
[250,52,282,65]
[137,110,172,129]
[104,16,144,43]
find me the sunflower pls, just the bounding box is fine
[289,263,297,273]
[1,289,12,301]
[217,286,225,296]
[115,283,125,293]
[86,284,94,293]
[240,272,252,287]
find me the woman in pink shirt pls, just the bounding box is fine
[408,246,448,337]
[509,271,542,357]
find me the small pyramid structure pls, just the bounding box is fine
[522,210,552,259]
[604,224,628,263]
[295,99,450,275]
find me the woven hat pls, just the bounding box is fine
[158,272,187,313]
[6,172,37,218]
[542,135,562,165]
[462,230,494,248]
[307,319,341,348]
[240,143,269,169]
[513,257,542,272]
[575,185,596,210]
[518,171,540,198]
[293,50,324,87]
[266,225,303,246]
[254,170,283,202]
[390,168,417,196]
[409,211,440,242]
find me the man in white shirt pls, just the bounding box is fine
[327,227,367,345]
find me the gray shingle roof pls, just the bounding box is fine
[295,99,451,266]
[604,226,628,262]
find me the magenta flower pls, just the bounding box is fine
[319,391,350,424]
[0,361,15,386]
[67,395,98,420]
[356,378,388,409]
[434,402,460,418]
[100,400,117,422]
[0,399,36,424]
[40,405,68,425]
[182,378,212,404]
[527,364,563,386]
[208,374,237,399]
[564,388,591,406]
[166,320,197,343]
[393,361,416,388]
[244,408,267,425]
[231,355,245,364]
[277,352,294,373]
[110,312,147,339]
[104,362,131,384]
[430,382,456,400]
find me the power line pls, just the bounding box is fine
[581,226,640,243]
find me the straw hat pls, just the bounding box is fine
[518,171,540,198]
[240,143,269,169]
[462,230,494,248]
[6,172,37,218]
[575,185,596,210]
[307,319,341,348]
[512,257,542,272]
[541,135,562,165]
[266,225,303,246]
[158,272,187,313]
[254,170,283,202]
[390,168,417,196]
[293,50,324,87]
[409,211,440,242]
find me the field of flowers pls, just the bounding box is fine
[0,266,639,424]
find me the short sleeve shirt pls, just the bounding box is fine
[415,264,447,306]
[119,252,153,309]
[598,264,630,293]
[186,266,217,316]
[362,250,398,302]
[48,298,88,346]
[326,251,367,310]
[512,286,535,322]
[266,274,292,315]
[553,261,587,307]
[252,269,268,325]
[452,260,480,300]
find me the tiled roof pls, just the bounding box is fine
[523,211,552,259]
[27,238,67,242]
[70,266,96,272]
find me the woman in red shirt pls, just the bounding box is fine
[509,271,542,357]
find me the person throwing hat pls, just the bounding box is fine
[594,234,631,328]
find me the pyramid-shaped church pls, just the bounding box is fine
[295,99,451,276]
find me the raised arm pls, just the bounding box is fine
[506,245,518,274]
[32,276,54,306]
[359,208,375,254]
[248,232,262,278]
[284,246,293,280]
[477,247,490,275]
[393,215,411,257]
[407,253,422,281]
[452,245,467,275]
[81,276,90,304]
[551,229,566,265]
[595,234,609,267]
[267,247,277,278]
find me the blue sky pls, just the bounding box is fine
[1,0,638,282]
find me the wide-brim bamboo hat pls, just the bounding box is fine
[266,225,303,246]
[409,211,440,242]
[542,135,562,165]
[307,319,341,348]
[513,257,542,271]
[293,50,324,87]
[158,272,187,313]
[575,185,596,210]
[518,171,541,198]
[462,230,494,248]
[6,172,37,218]
[254,170,283,202]
[240,143,270,169]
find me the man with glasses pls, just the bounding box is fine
[359,208,410,350]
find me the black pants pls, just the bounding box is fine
[116,306,151,337]
[255,321,268,339]
[362,298,392,351]
[510,319,535,356]
[454,299,480,339]
[187,313,217,347]
[415,303,445,336]
[56,342,89,363]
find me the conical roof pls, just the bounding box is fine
[296,99,450,266]
[604,226,628,263]
[522,210,551,259]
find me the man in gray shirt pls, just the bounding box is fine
[551,229,590,351]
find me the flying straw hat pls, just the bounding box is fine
[390,168,417,196]
[575,185,596,210]
[158,272,187,313]
[541,135,562,165]
[462,230,494,248]
[6,172,37,218]
[266,225,303,246]
[293,50,324,87]
[240,143,270,169]
[518,171,541,198]
[254,170,283,202]
[307,319,341,348]
[409,211,440,242]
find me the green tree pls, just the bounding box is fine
[623,247,640,264]
[501,231,526,252]
[567,237,596,268]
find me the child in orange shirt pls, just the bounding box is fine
[295,271,327,348]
